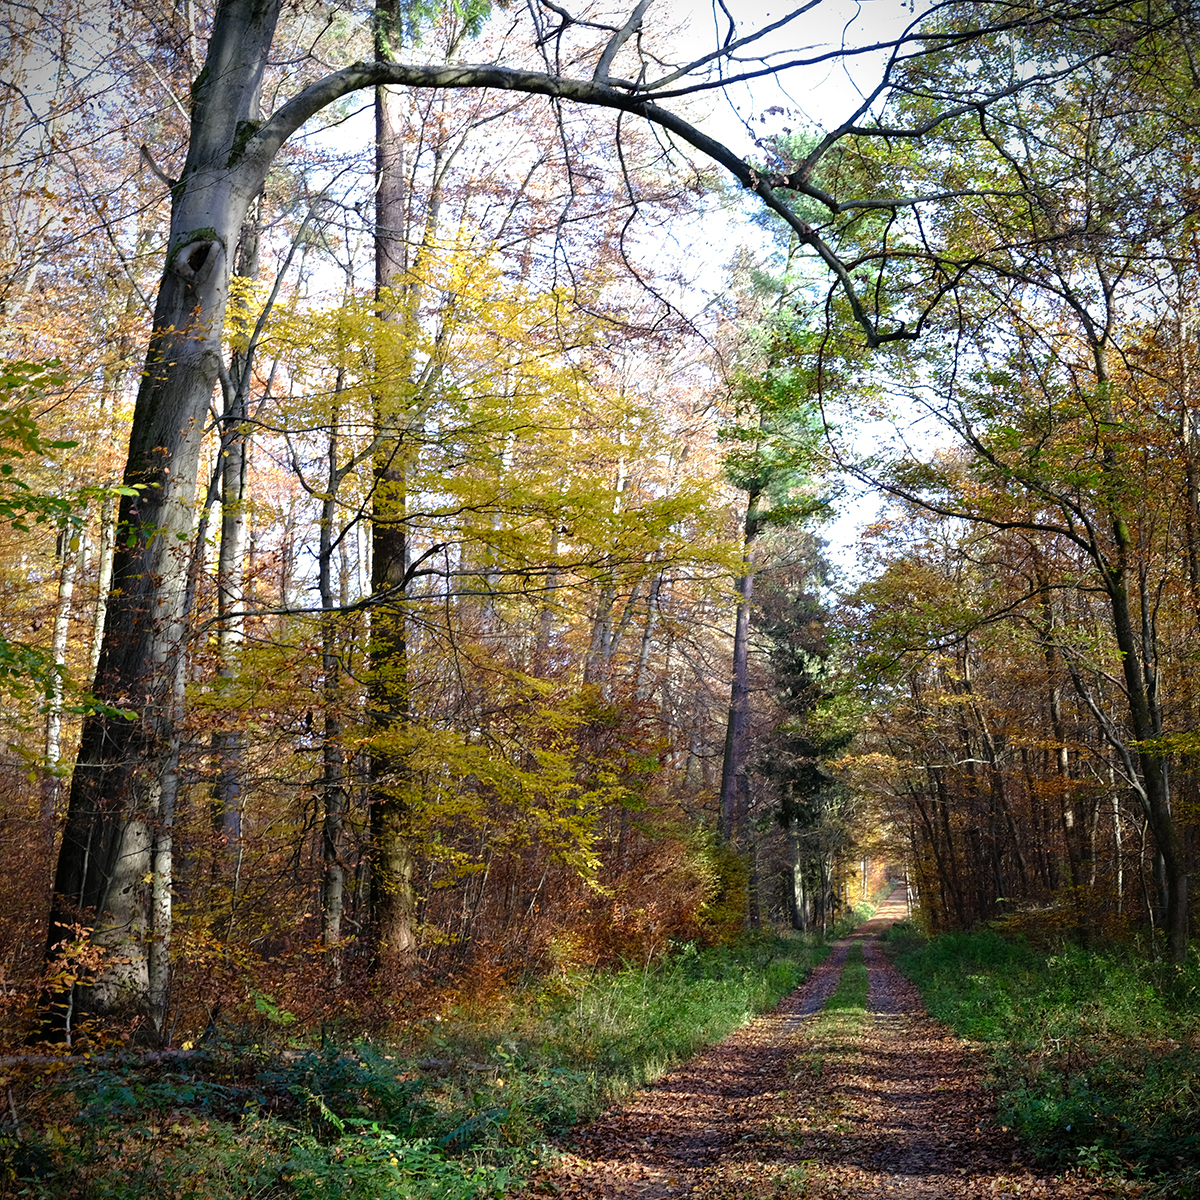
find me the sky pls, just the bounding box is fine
[660,0,926,578]
[676,0,926,142]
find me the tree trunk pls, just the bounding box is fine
[319,438,346,967]
[44,0,285,1025]
[210,422,247,858]
[1106,563,1188,959]
[368,0,417,972]
[788,819,809,931]
[1094,350,1186,957]
[634,570,662,702]
[719,487,762,843]
[210,199,258,876]
[147,644,186,1041]
[42,524,83,825]
[88,496,116,679]
[536,523,560,667]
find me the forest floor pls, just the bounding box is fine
[510,892,1118,1200]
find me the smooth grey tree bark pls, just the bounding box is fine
[210,197,260,882]
[46,0,285,1024]
[367,0,418,973]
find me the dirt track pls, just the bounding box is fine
[513,892,1112,1199]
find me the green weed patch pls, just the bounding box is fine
[823,943,869,1014]
[807,942,869,1056]
[889,926,1200,1192]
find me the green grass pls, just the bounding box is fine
[790,942,869,1101]
[805,941,869,1067]
[411,933,834,1161]
[886,923,1200,1191]
[824,942,869,1014]
[2,931,834,1199]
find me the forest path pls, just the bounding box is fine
[513,892,1109,1200]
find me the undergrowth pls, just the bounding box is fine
[884,921,1200,1194]
[1,929,836,1199]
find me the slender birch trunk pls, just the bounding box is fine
[88,497,115,679]
[43,525,84,824]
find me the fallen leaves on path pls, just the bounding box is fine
[510,895,1128,1200]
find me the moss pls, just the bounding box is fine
[189,62,209,105]
[165,228,222,272]
[226,119,262,167]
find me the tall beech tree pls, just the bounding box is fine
[366,0,510,972]
[44,0,1183,1023]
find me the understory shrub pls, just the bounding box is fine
[3,929,833,1199]
[890,925,1200,1191]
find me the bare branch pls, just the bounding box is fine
[594,0,653,84]
[139,144,176,189]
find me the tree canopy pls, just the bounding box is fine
[0,0,1197,1053]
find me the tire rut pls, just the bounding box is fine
[512,894,1108,1200]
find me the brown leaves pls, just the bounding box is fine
[512,899,1116,1200]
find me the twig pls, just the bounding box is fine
[6,1086,20,1140]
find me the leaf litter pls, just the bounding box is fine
[509,893,1126,1200]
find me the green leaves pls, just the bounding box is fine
[0,361,143,708]
[0,636,64,703]
[0,360,141,533]
[0,360,74,532]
